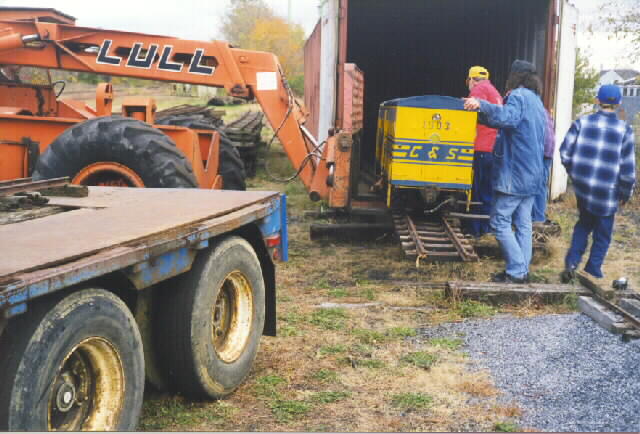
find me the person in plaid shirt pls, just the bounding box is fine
[560,84,636,281]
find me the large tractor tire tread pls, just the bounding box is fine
[33,116,198,188]
[156,115,246,190]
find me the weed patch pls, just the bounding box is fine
[456,300,496,318]
[387,326,417,339]
[390,392,433,410]
[310,308,348,330]
[352,328,387,344]
[280,311,308,325]
[254,374,287,399]
[328,288,349,298]
[318,344,348,356]
[140,397,234,430]
[401,352,439,370]
[310,369,339,383]
[494,421,522,432]
[268,400,312,422]
[279,324,300,337]
[429,337,464,351]
[310,391,351,404]
[360,288,377,300]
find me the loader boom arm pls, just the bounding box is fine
[0,13,328,198]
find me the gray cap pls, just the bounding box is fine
[511,59,536,74]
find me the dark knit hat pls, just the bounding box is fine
[510,59,536,74]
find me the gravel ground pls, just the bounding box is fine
[419,313,640,432]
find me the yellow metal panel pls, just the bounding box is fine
[377,103,477,190]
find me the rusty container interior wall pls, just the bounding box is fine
[342,0,553,180]
[304,21,322,139]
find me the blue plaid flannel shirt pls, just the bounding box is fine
[560,111,636,216]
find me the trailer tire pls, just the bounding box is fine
[156,115,246,190]
[0,289,145,431]
[33,116,198,188]
[155,236,265,399]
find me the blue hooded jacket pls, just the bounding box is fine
[478,87,547,196]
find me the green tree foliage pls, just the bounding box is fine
[220,0,305,96]
[573,48,600,118]
[221,0,275,46]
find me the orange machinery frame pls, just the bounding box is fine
[0,7,339,200]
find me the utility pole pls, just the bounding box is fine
[287,0,292,23]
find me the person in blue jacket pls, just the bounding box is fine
[463,60,547,283]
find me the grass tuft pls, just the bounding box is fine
[456,300,496,318]
[328,288,349,298]
[387,326,417,339]
[254,374,287,399]
[310,391,351,404]
[390,392,433,410]
[428,337,464,351]
[310,308,349,330]
[401,351,439,370]
[318,344,348,356]
[268,400,312,422]
[494,421,522,432]
[352,328,387,344]
[140,397,234,430]
[310,369,339,383]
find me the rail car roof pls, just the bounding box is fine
[382,95,465,110]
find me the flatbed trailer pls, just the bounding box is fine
[0,184,287,431]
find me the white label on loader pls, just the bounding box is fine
[256,72,278,91]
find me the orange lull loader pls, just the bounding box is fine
[0,7,347,202]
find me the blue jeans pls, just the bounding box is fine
[565,199,615,278]
[532,158,552,222]
[491,192,535,279]
[465,151,494,236]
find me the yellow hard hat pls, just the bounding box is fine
[468,66,489,79]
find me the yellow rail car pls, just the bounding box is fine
[376,96,478,209]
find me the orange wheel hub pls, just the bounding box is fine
[72,162,145,187]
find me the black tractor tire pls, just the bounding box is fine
[218,134,246,190]
[155,113,223,130]
[155,115,246,190]
[0,289,145,431]
[33,116,198,188]
[155,236,266,399]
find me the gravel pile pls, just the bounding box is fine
[419,313,640,432]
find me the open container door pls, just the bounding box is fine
[304,20,322,139]
[550,0,578,200]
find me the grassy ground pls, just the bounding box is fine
[137,109,640,431]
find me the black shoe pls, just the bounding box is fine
[560,268,576,284]
[490,271,507,282]
[491,271,527,284]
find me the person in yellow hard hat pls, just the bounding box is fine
[464,66,502,237]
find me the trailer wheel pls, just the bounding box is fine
[0,289,144,431]
[156,115,246,190]
[33,116,198,188]
[155,236,265,398]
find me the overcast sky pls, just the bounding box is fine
[5,0,638,71]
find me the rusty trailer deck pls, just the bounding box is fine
[0,187,284,317]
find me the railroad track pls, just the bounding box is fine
[392,212,478,263]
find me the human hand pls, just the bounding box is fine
[463,97,480,111]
